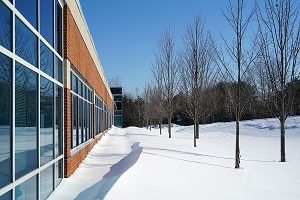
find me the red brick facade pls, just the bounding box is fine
[63,5,114,177]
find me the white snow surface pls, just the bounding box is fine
[49,117,300,200]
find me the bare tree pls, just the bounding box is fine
[218,0,256,168]
[256,0,300,162]
[180,16,217,147]
[143,83,153,130]
[153,28,179,138]
[109,76,122,87]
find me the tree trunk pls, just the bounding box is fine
[280,118,286,162]
[159,121,162,135]
[150,121,152,131]
[168,113,172,138]
[194,120,197,147]
[196,121,199,139]
[235,117,240,168]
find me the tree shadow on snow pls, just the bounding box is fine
[144,147,277,164]
[74,142,143,200]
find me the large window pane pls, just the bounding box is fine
[16,0,37,29]
[40,165,54,200]
[40,42,54,77]
[0,53,11,188]
[0,191,11,200]
[116,102,122,111]
[55,159,63,187]
[55,1,62,56]
[82,101,86,142]
[55,85,63,157]
[72,95,77,148]
[114,95,122,102]
[15,62,37,179]
[78,80,82,96]
[15,18,37,67]
[78,99,82,144]
[41,0,54,46]
[54,56,62,83]
[40,77,54,166]
[71,73,77,93]
[0,1,12,51]
[15,175,38,200]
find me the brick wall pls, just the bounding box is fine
[64,6,113,108]
[63,5,113,177]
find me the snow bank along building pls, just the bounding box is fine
[0,0,114,199]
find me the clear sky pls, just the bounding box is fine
[80,0,256,94]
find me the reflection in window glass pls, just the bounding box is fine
[15,175,37,200]
[0,191,11,200]
[0,53,11,188]
[110,87,122,94]
[40,77,54,166]
[116,102,122,111]
[71,73,77,93]
[40,165,54,200]
[15,62,37,179]
[55,159,63,187]
[78,80,82,96]
[115,110,122,115]
[0,1,12,51]
[40,42,54,77]
[41,0,54,46]
[15,0,37,29]
[115,116,122,127]
[82,101,86,142]
[72,95,77,148]
[15,18,37,67]
[55,85,63,157]
[114,95,122,102]
[54,56,62,83]
[78,99,82,144]
[55,1,62,56]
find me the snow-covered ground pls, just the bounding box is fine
[49,117,300,200]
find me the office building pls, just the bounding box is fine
[0,0,113,199]
[110,87,122,127]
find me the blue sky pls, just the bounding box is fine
[80,0,256,94]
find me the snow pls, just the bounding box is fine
[49,117,300,200]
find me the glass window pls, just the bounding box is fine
[115,110,122,115]
[55,159,63,187]
[0,1,12,51]
[78,99,82,144]
[15,0,37,29]
[116,102,122,110]
[40,77,54,166]
[55,1,62,56]
[15,17,37,67]
[95,108,98,134]
[15,62,37,179]
[55,85,63,157]
[15,175,38,200]
[0,191,11,200]
[71,95,77,148]
[78,80,82,96]
[110,87,122,94]
[40,165,54,200]
[114,95,122,102]
[41,0,54,46]
[0,53,11,188]
[54,56,62,83]
[40,42,54,77]
[85,102,88,141]
[71,73,77,93]
[115,116,122,127]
